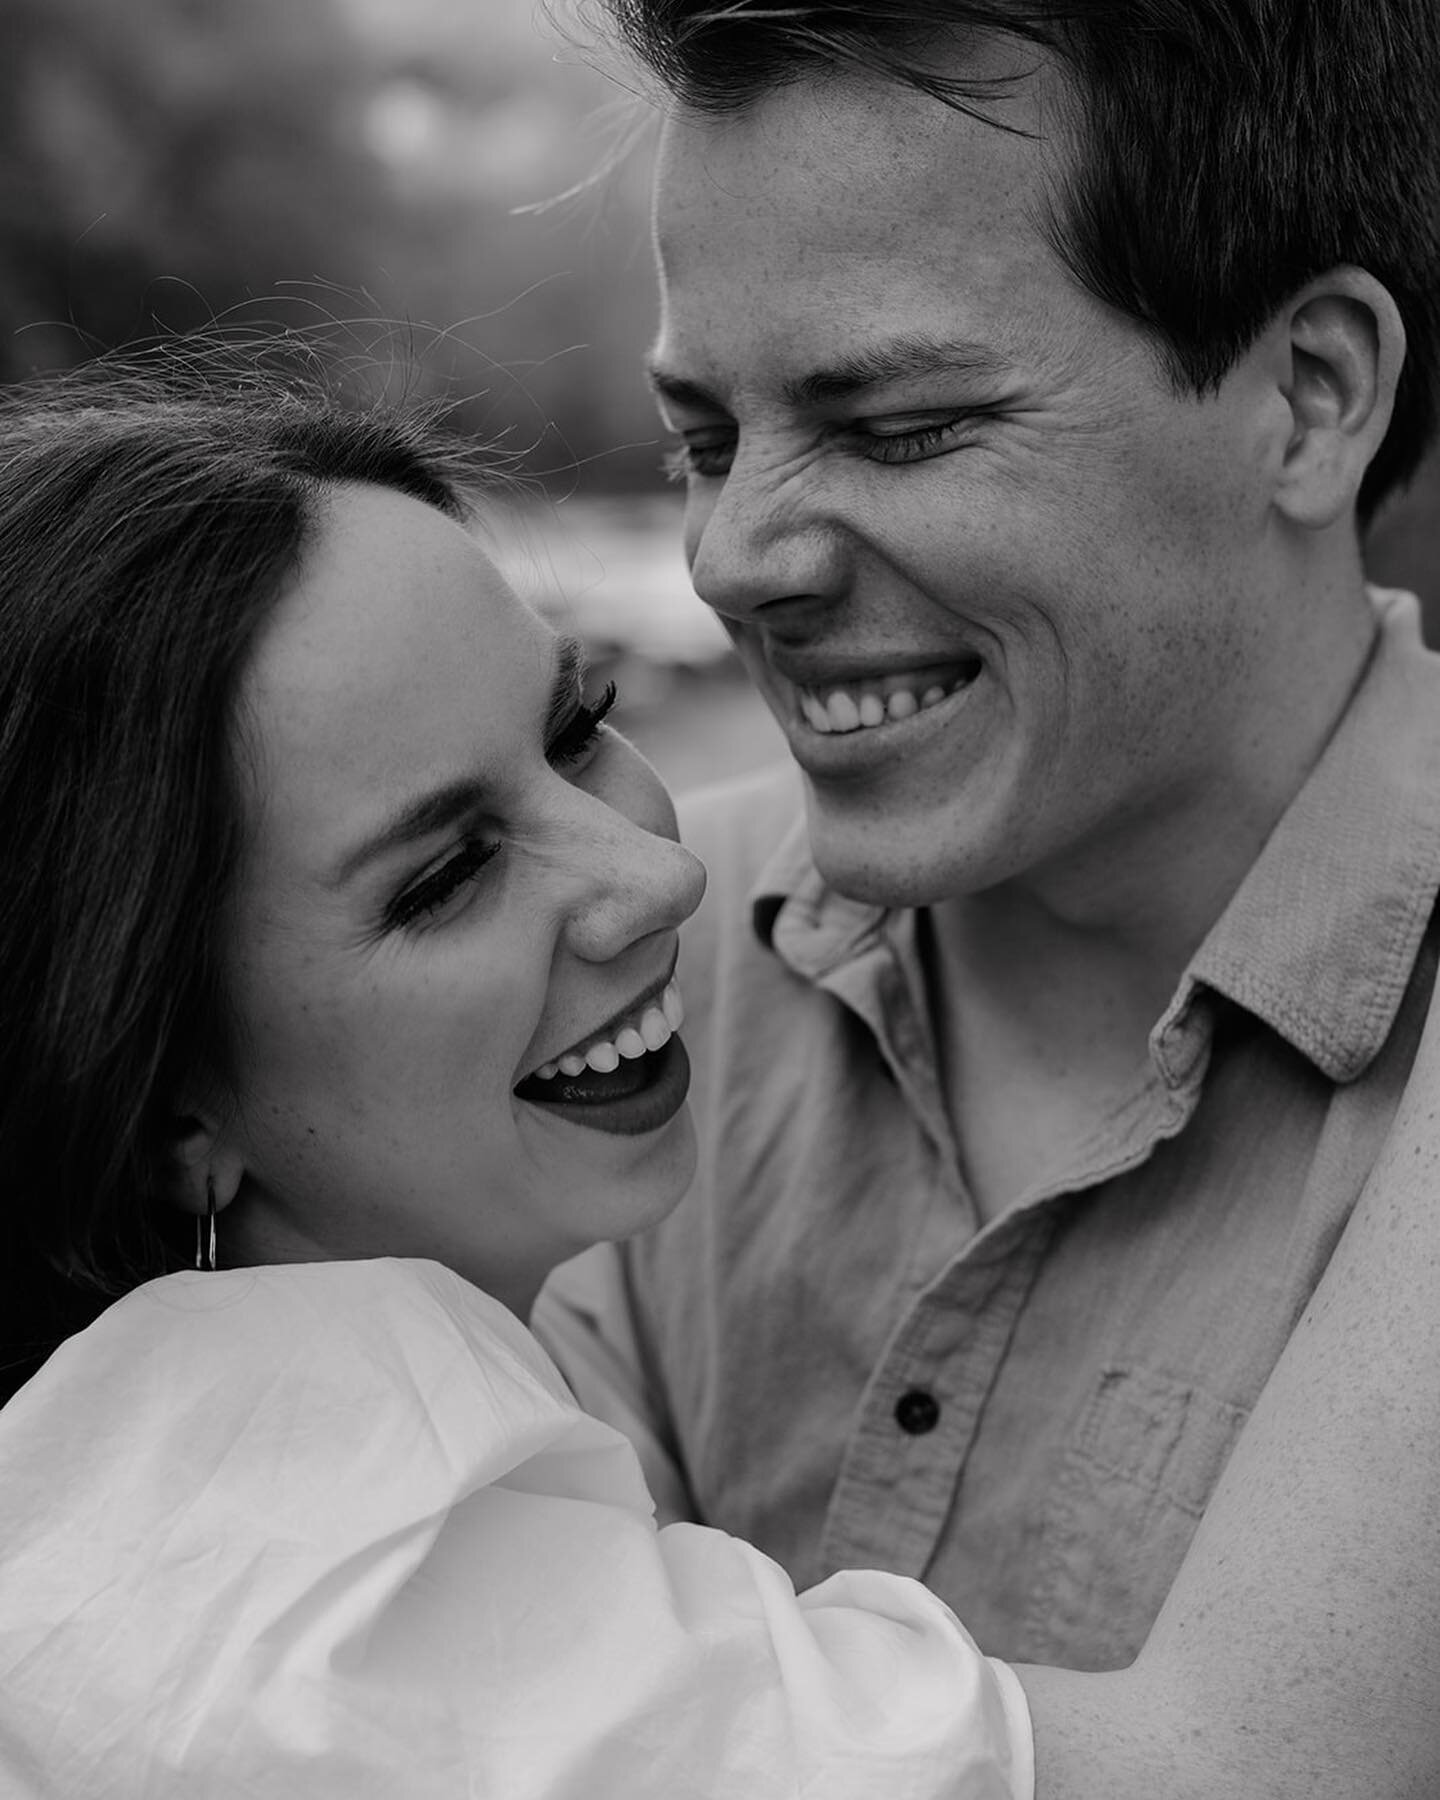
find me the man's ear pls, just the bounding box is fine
[164,1112,246,1221]
[1272,266,1406,530]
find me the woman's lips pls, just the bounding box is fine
[514,1035,691,1138]
[513,977,690,1136]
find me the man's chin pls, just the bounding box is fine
[803,811,999,911]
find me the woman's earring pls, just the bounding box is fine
[196,1174,218,1273]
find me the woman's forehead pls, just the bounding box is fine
[235,484,554,869]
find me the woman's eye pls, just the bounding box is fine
[548,679,618,769]
[383,681,619,931]
[662,430,737,482]
[386,837,501,930]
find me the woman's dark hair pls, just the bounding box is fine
[592,0,1440,523]
[0,345,501,1402]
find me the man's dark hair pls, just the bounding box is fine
[0,342,504,1403]
[598,0,1440,523]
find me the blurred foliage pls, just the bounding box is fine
[0,0,667,489]
[0,0,1433,637]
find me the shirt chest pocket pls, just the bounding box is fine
[1020,1363,1251,1670]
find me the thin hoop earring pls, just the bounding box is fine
[197,1175,218,1273]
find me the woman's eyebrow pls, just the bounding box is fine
[329,633,586,888]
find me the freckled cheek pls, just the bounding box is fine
[232,958,493,1119]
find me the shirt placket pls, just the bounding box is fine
[803,911,1212,1584]
[817,1220,1058,1578]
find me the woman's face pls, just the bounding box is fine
[210,482,705,1315]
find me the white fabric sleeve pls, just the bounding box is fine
[0,1258,1034,1800]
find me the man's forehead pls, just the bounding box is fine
[650,67,1061,400]
[652,40,1055,226]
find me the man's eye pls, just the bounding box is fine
[854,416,973,465]
[547,680,618,768]
[386,837,501,930]
[662,431,737,482]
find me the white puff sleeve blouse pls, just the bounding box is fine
[0,1258,1032,1799]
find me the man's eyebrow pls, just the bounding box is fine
[330,633,586,887]
[782,336,1016,408]
[645,336,1015,415]
[645,361,725,413]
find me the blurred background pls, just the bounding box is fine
[1,0,1434,791]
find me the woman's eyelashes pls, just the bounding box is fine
[386,836,501,929]
[547,680,618,768]
[384,682,621,931]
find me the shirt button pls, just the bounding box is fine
[894,1390,941,1435]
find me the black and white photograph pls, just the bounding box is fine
[0,4,1437,1795]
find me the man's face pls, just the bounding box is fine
[650,52,1287,911]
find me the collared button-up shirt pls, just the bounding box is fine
[538,590,1440,1672]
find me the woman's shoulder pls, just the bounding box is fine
[0,1257,641,1544]
[18,1254,561,1403]
[0,1258,663,1794]
[111,1255,568,1402]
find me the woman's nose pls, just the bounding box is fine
[561,803,707,965]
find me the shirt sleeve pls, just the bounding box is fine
[534,1238,697,1523]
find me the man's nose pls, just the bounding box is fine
[560,800,707,965]
[684,453,846,626]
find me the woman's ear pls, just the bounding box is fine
[1272,266,1406,530]
[164,1112,246,1220]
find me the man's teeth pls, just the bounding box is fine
[797,670,976,735]
[529,980,685,1084]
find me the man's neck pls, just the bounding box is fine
[923,577,1379,1218]
[934,561,1380,1002]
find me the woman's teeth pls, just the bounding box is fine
[529,980,684,1084]
[797,665,979,735]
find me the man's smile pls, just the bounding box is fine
[746,647,991,774]
[791,657,984,734]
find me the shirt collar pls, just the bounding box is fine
[752,829,888,980]
[752,589,1440,1085]
[1162,589,1440,1083]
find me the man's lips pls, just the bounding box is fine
[763,650,983,690]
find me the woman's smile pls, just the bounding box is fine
[208,480,707,1314]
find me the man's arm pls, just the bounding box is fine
[540,991,1440,1794]
[544,991,1440,1793]
[1021,992,1440,1797]
[533,1241,698,1525]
